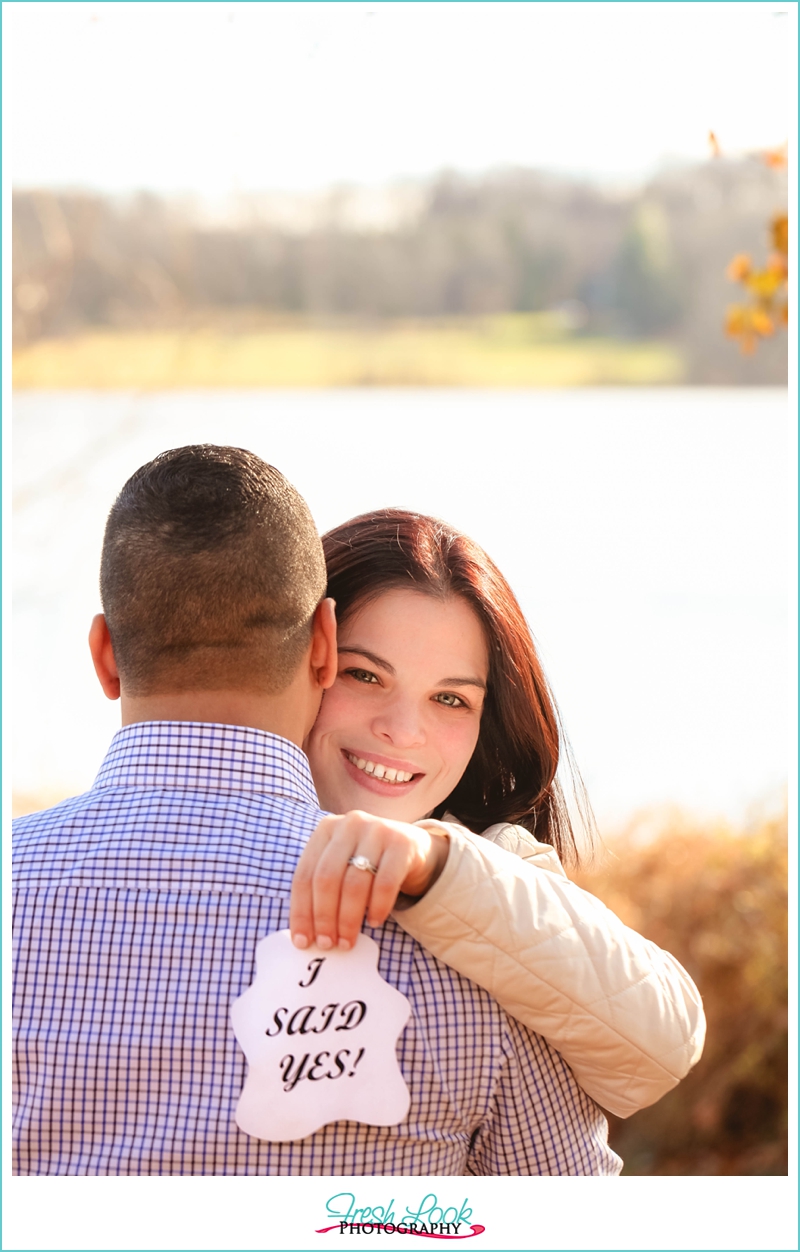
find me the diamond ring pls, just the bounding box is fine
[347,854,379,875]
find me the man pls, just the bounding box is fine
[13,444,620,1175]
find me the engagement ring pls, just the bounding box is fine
[348,855,379,875]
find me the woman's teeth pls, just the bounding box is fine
[346,753,414,784]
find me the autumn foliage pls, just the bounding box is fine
[722,142,789,354]
[574,809,788,1175]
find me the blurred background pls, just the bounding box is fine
[9,1,793,1176]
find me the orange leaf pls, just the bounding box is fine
[771,214,788,256]
[751,308,775,337]
[767,253,788,279]
[746,269,783,299]
[709,131,722,159]
[762,143,788,170]
[725,305,748,337]
[726,254,752,283]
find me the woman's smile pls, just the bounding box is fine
[305,589,488,821]
[344,752,415,783]
[341,748,422,792]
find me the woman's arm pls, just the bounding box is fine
[289,811,705,1118]
[394,818,706,1119]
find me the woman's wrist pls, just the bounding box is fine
[399,823,451,898]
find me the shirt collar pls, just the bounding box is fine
[92,721,320,807]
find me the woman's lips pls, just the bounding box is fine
[340,749,422,795]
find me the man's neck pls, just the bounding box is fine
[120,688,314,748]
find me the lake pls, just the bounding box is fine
[12,386,790,829]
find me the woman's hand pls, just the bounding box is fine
[290,811,450,952]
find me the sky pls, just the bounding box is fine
[6,1,794,197]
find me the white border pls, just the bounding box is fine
[2,1175,798,1252]
[2,5,797,1252]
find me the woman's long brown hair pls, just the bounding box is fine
[322,508,594,865]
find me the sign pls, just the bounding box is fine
[231,930,412,1142]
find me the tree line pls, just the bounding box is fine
[13,157,788,384]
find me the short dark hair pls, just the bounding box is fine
[322,508,594,865]
[100,445,326,695]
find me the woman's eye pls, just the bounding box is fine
[344,668,379,685]
[434,692,466,708]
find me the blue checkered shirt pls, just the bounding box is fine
[13,721,621,1176]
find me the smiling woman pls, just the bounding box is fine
[307,590,489,822]
[313,508,573,847]
[291,508,706,1121]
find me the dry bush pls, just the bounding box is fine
[574,809,788,1174]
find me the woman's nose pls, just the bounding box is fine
[371,699,426,748]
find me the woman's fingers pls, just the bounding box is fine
[290,812,450,951]
[338,838,410,939]
[312,829,377,949]
[335,859,382,946]
[290,814,341,949]
[290,813,376,950]
[364,841,418,927]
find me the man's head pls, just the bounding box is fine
[94,447,334,731]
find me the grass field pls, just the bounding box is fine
[12,315,685,389]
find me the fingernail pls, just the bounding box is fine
[292,933,309,949]
[338,937,351,951]
[316,935,333,950]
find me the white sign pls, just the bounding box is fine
[231,930,412,1142]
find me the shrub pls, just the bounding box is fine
[574,810,788,1174]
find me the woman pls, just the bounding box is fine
[290,508,705,1118]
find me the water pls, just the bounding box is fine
[12,387,789,826]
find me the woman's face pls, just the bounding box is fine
[306,589,489,822]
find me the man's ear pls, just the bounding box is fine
[88,614,121,700]
[309,598,338,690]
